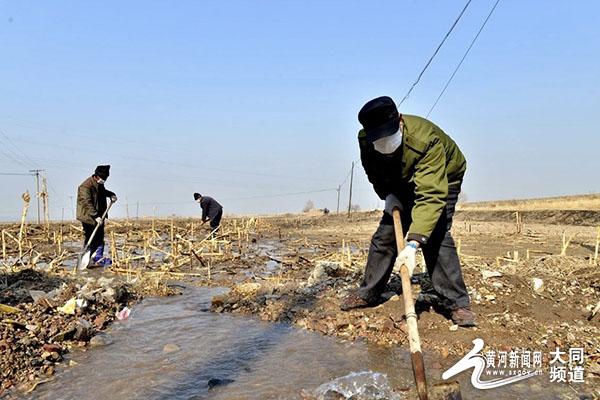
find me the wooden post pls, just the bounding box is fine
[515,211,522,234]
[1,230,6,260]
[560,231,576,256]
[347,161,354,217]
[19,192,31,258]
[110,231,117,265]
[594,227,600,265]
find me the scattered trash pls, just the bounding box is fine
[312,371,401,400]
[57,298,77,315]
[481,270,503,279]
[531,278,544,293]
[116,307,131,320]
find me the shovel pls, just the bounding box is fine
[392,207,463,400]
[77,201,113,271]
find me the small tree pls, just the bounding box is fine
[303,199,315,213]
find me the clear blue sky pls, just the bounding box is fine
[1,1,599,221]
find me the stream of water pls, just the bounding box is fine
[18,287,578,400]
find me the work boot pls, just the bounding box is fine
[451,307,477,327]
[340,292,377,311]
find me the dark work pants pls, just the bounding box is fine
[210,210,223,230]
[82,222,105,255]
[357,183,470,310]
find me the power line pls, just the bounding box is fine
[397,0,473,107]
[427,0,502,117]
[0,172,33,176]
[0,131,39,168]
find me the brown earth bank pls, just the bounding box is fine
[205,211,600,396]
[456,209,600,227]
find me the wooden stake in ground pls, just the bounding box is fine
[593,227,600,265]
[392,208,428,400]
[19,192,31,258]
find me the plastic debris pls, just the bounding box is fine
[532,277,544,293]
[57,298,77,315]
[116,307,131,320]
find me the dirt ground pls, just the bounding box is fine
[207,210,600,395]
[1,210,599,397]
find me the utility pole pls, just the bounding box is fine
[336,185,341,213]
[347,161,354,217]
[29,169,44,224]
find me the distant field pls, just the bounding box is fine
[459,193,600,211]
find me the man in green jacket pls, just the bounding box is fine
[76,165,117,267]
[341,96,475,327]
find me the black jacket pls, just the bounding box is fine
[199,196,223,221]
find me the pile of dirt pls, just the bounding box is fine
[0,269,136,395]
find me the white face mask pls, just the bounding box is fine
[97,178,106,185]
[373,124,403,154]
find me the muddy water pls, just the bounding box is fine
[24,287,575,400]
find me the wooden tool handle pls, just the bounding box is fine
[392,208,428,400]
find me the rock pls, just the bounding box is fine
[491,282,504,289]
[449,324,459,331]
[163,343,180,353]
[89,334,112,347]
[42,343,62,353]
[440,347,449,359]
[482,270,503,279]
[307,261,340,285]
[50,328,75,343]
[532,278,544,293]
[207,378,234,390]
[234,282,262,297]
[93,313,108,330]
[72,319,93,342]
[211,294,228,308]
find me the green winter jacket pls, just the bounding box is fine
[358,114,466,244]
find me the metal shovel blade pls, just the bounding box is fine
[78,249,92,271]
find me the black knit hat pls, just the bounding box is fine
[94,165,110,180]
[193,193,201,200]
[358,96,400,143]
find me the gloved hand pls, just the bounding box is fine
[384,194,402,216]
[95,217,103,226]
[110,195,118,203]
[393,242,418,276]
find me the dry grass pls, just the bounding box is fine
[459,193,600,211]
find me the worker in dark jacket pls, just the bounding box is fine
[76,165,117,267]
[194,193,223,231]
[341,96,475,327]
